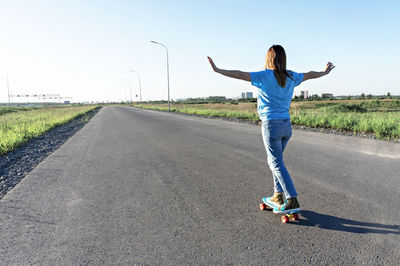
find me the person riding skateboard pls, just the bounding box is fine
[208,45,335,213]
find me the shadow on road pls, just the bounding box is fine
[298,210,400,235]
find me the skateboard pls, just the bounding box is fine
[259,197,300,224]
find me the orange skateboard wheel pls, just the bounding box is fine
[260,203,267,210]
[281,215,289,224]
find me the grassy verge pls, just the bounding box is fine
[290,99,400,140]
[0,105,99,155]
[138,102,259,121]
[136,99,400,141]
[0,106,38,116]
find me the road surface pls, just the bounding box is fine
[1,106,399,265]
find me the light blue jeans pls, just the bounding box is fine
[261,119,298,199]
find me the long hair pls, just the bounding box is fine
[265,45,293,87]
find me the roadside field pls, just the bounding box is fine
[0,106,37,116]
[137,99,400,141]
[138,102,259,121]
[0,105,98,155]
[291,99,400,140]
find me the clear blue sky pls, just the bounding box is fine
[0,0,399,103]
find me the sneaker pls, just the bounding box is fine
[262,192,284,209]
[273,197,300,214]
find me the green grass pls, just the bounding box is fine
[0,105,98,155]
[291,109,400,139]
[137,99,400,141]
[142,104,259,121]
[0,106,37,115]
[290,99,400,140]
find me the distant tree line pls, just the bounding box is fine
[145,96,257,105]
[140,92,398,105]
[292,92,398,101]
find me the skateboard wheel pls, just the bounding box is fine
[260,203,267,210]
[292,213,299,221]
[281,215,289,224]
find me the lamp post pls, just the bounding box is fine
[151,40,170,111]
[124,78,132,104]
[0,68,10,104]
[130,69,142,108]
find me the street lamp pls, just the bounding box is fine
[0,68,10,104]
[124,78,132,104]
[151,40,170,111]
[130,69,142,108]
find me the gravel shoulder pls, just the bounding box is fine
[0,106,102,199]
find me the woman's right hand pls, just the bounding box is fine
[303,62,335,82]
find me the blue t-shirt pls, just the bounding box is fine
[250,69,303,121]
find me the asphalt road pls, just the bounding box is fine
[1,106,399,265]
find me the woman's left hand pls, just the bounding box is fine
[206,56,251,81]
[207,56,218,72]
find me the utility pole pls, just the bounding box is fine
[130,69,142,108]
[151,41,170,111]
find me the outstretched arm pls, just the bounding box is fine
[302,62,335,83]
[207,56,251,82]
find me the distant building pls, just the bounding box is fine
[241,92,253,99]
[300,91,309,99]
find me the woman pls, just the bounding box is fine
[207,45,335,213]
